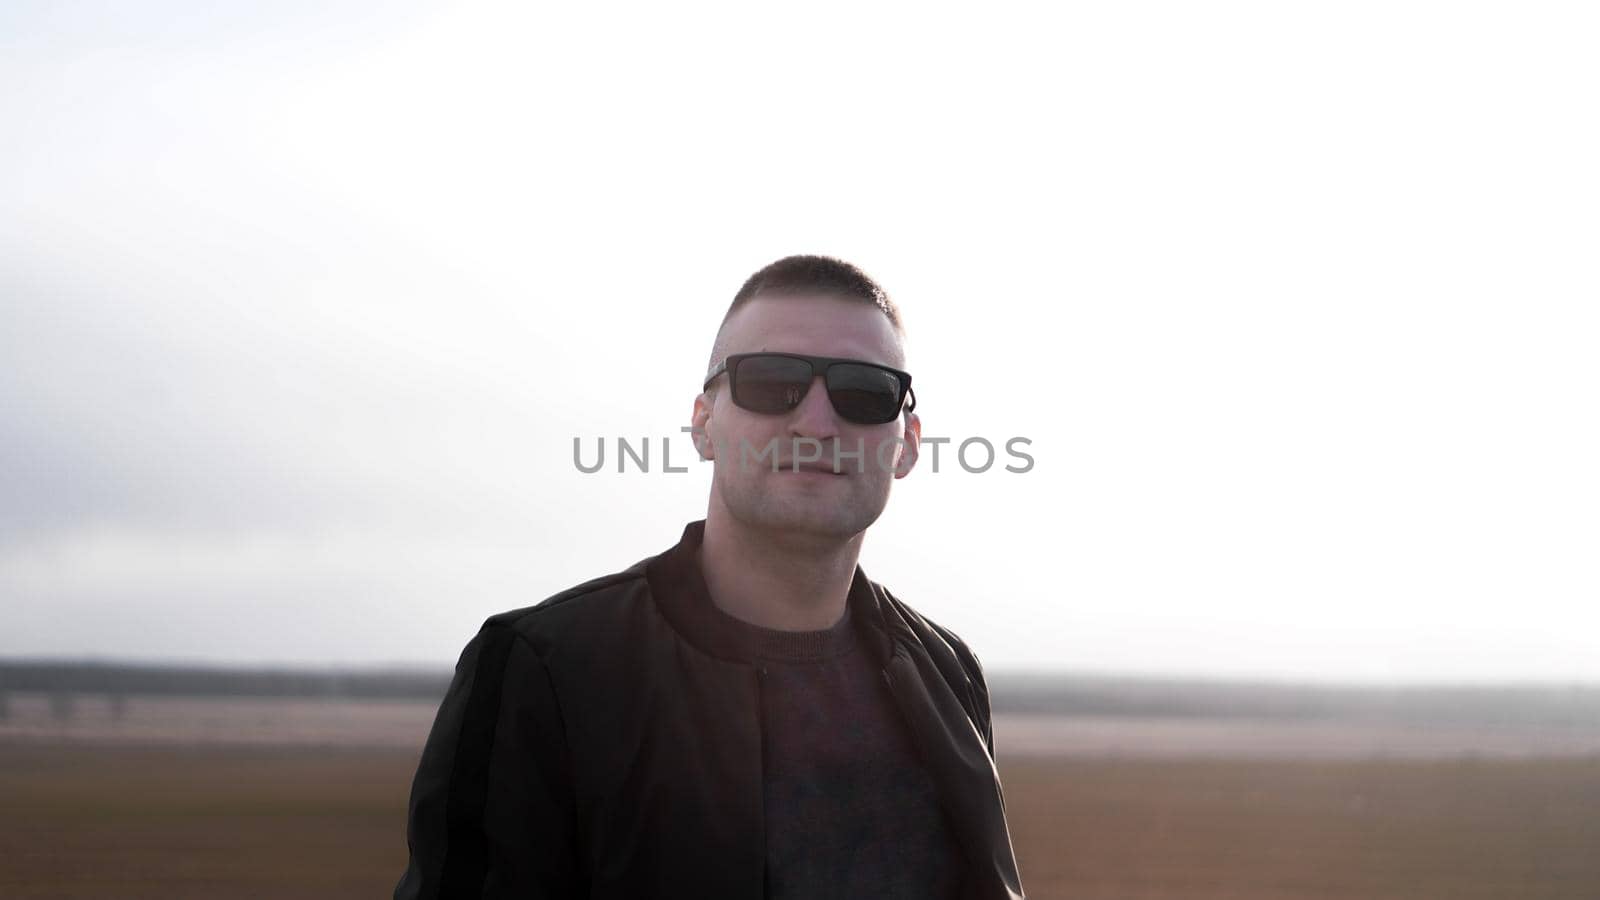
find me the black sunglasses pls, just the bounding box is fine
[703,352,916,425]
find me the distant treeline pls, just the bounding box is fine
[988,671,1600,729]
[3,661,1598,730]
[0,660,451,702]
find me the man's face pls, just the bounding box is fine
[693,293,922,541]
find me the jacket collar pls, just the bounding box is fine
[644,519,901,667]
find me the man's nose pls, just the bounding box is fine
[786,375,840,439]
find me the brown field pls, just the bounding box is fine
[1002,754,1600,899]
[3,739,1598,899]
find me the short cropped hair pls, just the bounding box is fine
[705,255,904,384]
[724,255,902,332]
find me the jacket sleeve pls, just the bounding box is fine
[943,630,997,759]
[394,622,584,899]
[967,644,996,759]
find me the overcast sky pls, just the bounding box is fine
[3,2,1596,682]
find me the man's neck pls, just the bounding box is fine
[698,507,863,632]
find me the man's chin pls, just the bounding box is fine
[738,498,885,543]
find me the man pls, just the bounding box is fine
[395,255,1025,899]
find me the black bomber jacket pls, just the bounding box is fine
[394,520,1026,899]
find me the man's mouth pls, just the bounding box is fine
[780,461,849,476]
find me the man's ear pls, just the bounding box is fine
[690,392,715,460]
[893,411,921,479]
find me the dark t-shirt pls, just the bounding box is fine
[710,598,965,899]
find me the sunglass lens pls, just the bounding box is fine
[827,364,903,424]
[733,355,814,413]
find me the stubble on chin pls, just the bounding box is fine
[714,469,889,541]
